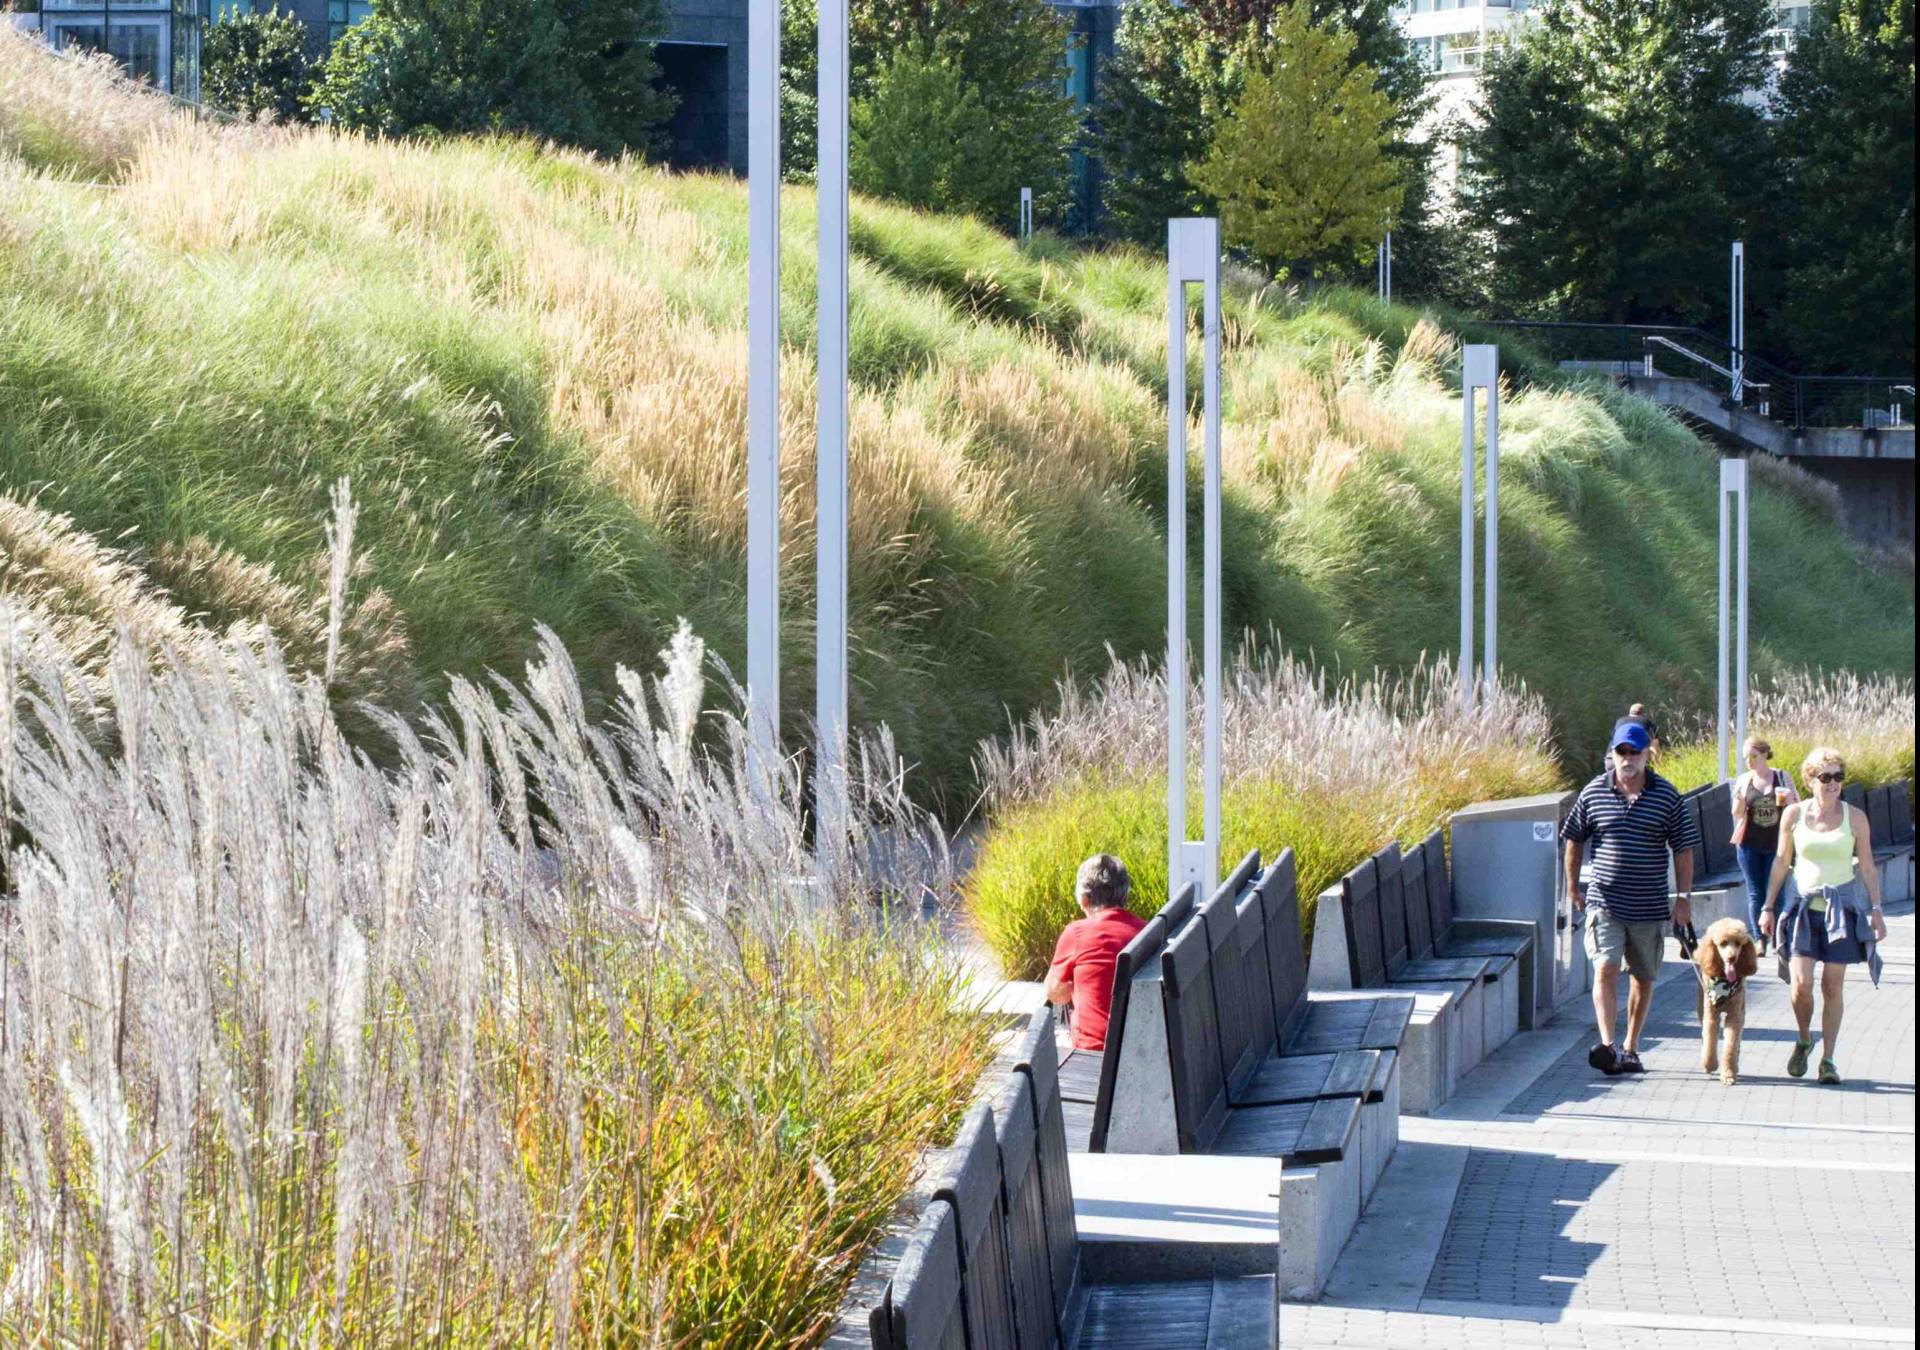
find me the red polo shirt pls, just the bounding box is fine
[1048,906,1147,1051]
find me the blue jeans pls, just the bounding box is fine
[1737,845,1776,939]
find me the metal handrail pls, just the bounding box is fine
[1480,320,1912,432]
[1644,335,1771,394]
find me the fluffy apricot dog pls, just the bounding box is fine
[1698,917,1760,1085]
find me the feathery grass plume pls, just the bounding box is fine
[969,643,1563,976]
[0,25,180,179]
[1658,669,1916,796]
[0,533,988,1344]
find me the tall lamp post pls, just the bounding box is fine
[1459,344,1500,706]
[747,0,781,772]
[816,0,851,833]
[1717,457,1751,782]
[1167,218,1223,900]
[1730,240,1746,406]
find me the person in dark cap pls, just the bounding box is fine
[1562,717,1700,1075]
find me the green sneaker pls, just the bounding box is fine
[1819,1059,1843,1086]
[1788,1039,1813,1078]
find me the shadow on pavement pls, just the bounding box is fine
[1419,1145,1617,1311]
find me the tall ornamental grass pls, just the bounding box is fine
[4,22,1911,810]
[0,491,992,1346]
[967,648,1564,978]
[1658,669,1916,797]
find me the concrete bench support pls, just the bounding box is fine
[1309,887,1467,1113]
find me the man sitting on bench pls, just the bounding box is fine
[1045,855,1146,1051]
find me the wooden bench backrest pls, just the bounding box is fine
[874,1198,969,1350]
[1698,781,1736,876]
[1200,851,1265,1094]
[1403,836,1437,959]
[1842,781,1867,814]
[993,1075,1060,1350]
[1258,849,1310,1045]
[1377,843,1411,978]
[935,1106,1019,1350]
[1890,781,1915,847]
[1232,883,1280,1080]
[1339,855,1388,989]
[1868,785,1894,852]
[1421,829,1457,943]
[1163,916,1230,1153]
[1010,1014,1077,1317]
[1088,887,1192,1154]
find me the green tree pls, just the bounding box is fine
[1770,0,1915,372]
[308,0,674,158]
[1458,0,1775,324]
[1094,0,1425,261]
[850,41,1003,216]
[202,7,311,123]
[1091,0,1217,245]
[1190,3,1404,284]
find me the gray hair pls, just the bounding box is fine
[1075,854,1131,909]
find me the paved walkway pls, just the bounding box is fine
[1284,902,1917,1349]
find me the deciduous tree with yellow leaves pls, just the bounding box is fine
[1191,2,1403,286]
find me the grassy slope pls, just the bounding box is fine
[2,35,1912,809]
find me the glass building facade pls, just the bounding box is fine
[30,0,210,100]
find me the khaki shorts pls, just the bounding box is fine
[1585,908,1666,983]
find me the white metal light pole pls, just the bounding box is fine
[747,0,781,769]
[1730,240,1746,406]
[1460,345,1500,706]
[1716,457,1751,783]
[1167,218,1223,901]
[1020,187,1033,240]
[1377,231,1393,304]
[817,0,850,819]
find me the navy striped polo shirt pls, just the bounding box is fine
[1561,768,1700,923]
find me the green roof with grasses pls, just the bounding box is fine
[2,26,1912,816]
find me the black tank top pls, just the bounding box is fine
[1743,770,1785,852]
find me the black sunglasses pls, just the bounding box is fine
[1612,744,1646,757]
[1813,770,1846,784]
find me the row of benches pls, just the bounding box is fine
[867,1012,1279,1349]
[1051,848,1417,1296]
[1307,829,1541,1112]
[856,797,1612,1342]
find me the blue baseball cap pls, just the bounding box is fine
[1610,720,1651,752]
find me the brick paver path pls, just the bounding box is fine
[1284,902,1917,1349]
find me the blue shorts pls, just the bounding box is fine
[1780,880,1871,965]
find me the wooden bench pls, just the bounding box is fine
[1406,831,1537,1036]
[1169,892,1374,1169]
[1309,849,1482,1112]
[865,1013,1279,1349]
[1049,851,1411,1297]
[1231,854,1401,1203]
[1865,782,1916,902]
[1688,781,1744,893]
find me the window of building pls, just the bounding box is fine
[49,17,166,85]
[326,0,371,44]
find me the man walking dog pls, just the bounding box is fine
[1562,718,1700,1074]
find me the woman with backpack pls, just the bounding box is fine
[1732,737,1797,954]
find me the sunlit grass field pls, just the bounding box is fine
[4,29,1911,816]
